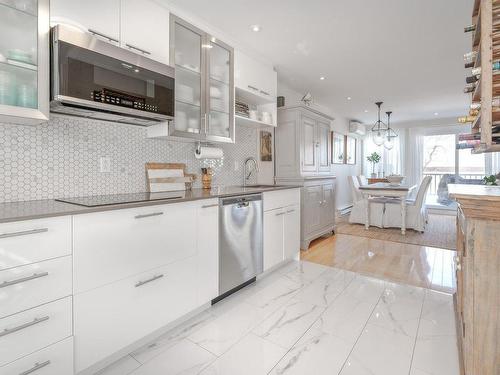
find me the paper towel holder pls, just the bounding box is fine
[195,141,222,158]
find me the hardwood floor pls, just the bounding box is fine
[301,233,456,293]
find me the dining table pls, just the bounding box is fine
[359,182,417,235]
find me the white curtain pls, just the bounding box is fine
[362,133,403,176]
[406,128,424,190]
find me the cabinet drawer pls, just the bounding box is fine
[0,337,73,375]
[0,297,72,367]
[263,189,300,212]
[0,217,71,271]
[73,201,199,293]
[74,256,198,372]
[0,256,72,319]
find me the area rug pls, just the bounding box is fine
[335,214,456,250]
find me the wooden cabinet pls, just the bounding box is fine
[276,105,333,177]
[449,186,500,375]
[120,0,170,64]
[263,189,301,271]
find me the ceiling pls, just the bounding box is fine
[166,0,472,123]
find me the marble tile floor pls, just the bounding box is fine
[95,260,460,375]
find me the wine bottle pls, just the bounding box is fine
[465,61,475,68]
[469,108,480,116]
[471,61,500,76]
[464,51,478,61]
[464,24,476,33]
[458,115,477,123]
[466,75,479,84]
[464,84,476,93]
[470,102,481,110]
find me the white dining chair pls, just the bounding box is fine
[348,176,385,228]
[357,175,369,186]
[383,176,432,232]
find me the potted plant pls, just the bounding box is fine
[483,175,498,186]
[366,152,381,178]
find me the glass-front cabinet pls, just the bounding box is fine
[0,0,49,124]
[169,15,234,143]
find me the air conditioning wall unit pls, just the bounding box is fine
[349,120,366,136]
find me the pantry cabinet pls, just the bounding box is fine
[0,0,49,125]
[169,14,235,143]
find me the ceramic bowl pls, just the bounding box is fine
[386,175,404,185]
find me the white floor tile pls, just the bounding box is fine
[368,282,424,337]
[131,311,215,364]
[340,324,415,375]
[292,269,354,307]
[252,299,324,349]
[411,335,460,375]
[199,333,286,375]
[278,260,330,286]
[189,301,268,356]
[95,355,141,375]
[244,276,302,314]
[418,289,456,337]
[270,324,353,375]
[128,339,215,375]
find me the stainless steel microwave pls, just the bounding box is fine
[50,25,175,126]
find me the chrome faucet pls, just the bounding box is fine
[243,157,259,187]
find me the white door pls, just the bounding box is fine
[283,205,300,260]
[301,116,317,173]
[317,120,331,172]
[302,185,322,236]
[321,183,335,229]
[120,0,170,64]
[50,0,121,44]
[263,209,284,271]
[196,201,219,304]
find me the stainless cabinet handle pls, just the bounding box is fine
[247,85,259,91]
[134,212,164,219]
[0,228,48,239]
[286,209,295,213]
[135,274,164,287]
[202,204,219,208]
[125,43,151,55]
[88,29,119,43]
[0,316,50,338]
[19,360,51,375]
[1,272,49,289]
[275,211,285,216]
[259,90,270,96]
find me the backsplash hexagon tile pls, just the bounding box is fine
[0,115,258,203]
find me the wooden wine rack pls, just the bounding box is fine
[469,0,500,153]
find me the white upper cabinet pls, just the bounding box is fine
[50,0,121,44]
[234,49,276,99]
[51,0,170,64]
[120,0,169,65]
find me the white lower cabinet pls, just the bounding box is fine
[0,337,73,375]
[0,216,72,270]
[0,297,72,367]
[263,190,301,272]
[196,200,219,304]
[74,251,202,372]
[73,202,199,294]
[0,256,72,319]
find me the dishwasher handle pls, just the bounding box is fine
[221,194,262,206]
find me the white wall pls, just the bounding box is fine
[277,83,362,211]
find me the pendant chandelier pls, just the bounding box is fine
[371,102,387,146]
[383,111,398,150]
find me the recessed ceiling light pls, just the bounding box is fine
[364,109,369,113]
[250,24,261,32]
[347,96,352,100]
[434,112,439,116]
[319,76,325,80]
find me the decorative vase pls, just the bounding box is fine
[201,168,213,190]
[371,173,377,178]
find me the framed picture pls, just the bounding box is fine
[345,136,357,165]
[260,130,272,161]
[331,132,345,164]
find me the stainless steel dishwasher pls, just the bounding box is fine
[217,193,263,301]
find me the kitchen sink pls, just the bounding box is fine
[238,185,285,188]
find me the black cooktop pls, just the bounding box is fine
[56,192,184,207]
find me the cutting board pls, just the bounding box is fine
[145,163,196,192]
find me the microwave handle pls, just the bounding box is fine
[88,29,120,44]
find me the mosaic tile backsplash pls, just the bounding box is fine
[0,115,259,203]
